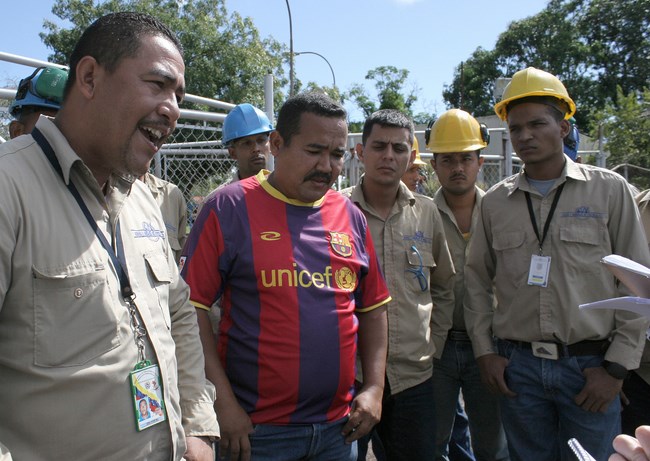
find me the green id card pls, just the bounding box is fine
[130,361,166,431]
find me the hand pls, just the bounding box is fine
[215,399,253,461]
[609,425,650,461]
[477,353,516,397]
[574,366,623,413]
[342,384,383,444]
[184,436,214,461]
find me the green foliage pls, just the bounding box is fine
[40,0,288,112]
[346,66,418,121]
[443,0,650,130]
[593,87,650,190]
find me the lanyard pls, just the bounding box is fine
[524,182,565,255]
[32,127,148,362]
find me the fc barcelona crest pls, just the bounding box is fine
[329,231,352,257]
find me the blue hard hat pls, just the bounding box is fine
[9,66,68,118]
[222,103,274,145]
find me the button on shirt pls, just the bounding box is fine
[433,186,484,332]
[343,180,455,394]
[0,117,218,461]
[465,159,650,370]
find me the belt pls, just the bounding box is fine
[447,330,471,342]
[498,338,609,358]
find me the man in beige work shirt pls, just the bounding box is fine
[342,109,455,461]
[429,109,509,461]
[465,67,650,461]
[622,190,650,435]
[0,12,218,461]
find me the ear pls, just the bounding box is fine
[355,143,364,162]
[227,146,237,160]
[409,147,416,164]
[269,130,283,158]
[75,56,102,100]
[478,156,485,168]
[430,156,436,170]
[559,118,571,139]
[9,120,25,139]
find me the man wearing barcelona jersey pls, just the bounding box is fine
[181,92,390,461]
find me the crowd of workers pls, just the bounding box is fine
[1,11,650,461]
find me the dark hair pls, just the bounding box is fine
[64,12,183,99]
[506,96,566,122]
[275,92,347,146]
[361,109,414,145]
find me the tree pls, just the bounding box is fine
[594,87,650,190]
[41,0,288,111]
[442,0,650,130]
[442,48,500,116]
[346,66,418,120]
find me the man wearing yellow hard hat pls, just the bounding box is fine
[428,108,510,461]
[464,67,650,461]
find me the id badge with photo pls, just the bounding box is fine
[528,254,551,287]
[130,361,166,431]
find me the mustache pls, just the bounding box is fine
[304,171,332,183]
[450,174,467,181]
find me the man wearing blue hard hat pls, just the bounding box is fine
[222,103,274,183]
[9,66,68,139]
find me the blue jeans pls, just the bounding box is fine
[497,339,620,461]
[448,402,475,461]
[621,370,650,436]
[222,417,356,461]
[433,338,509,461]
[370,377,436,461]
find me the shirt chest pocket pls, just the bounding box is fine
[33,264,120,367]
[144,251,172,330]
[492,231,529,279]
[406,246,436,292]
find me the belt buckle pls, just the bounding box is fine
[531,341,559,360]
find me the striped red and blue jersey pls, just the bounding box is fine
[181,171,390,425]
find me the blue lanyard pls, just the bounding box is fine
[31,127,134,301]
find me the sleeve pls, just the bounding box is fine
[171,185,188,264]
[428,207,456,359]
[356,225,392,313]
[464,197,498,358]
[605,178,650,368]
[168,237,220,438]
[0,174,17,313]
[181,204,226,311]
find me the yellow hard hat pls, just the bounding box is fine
[494,67,576,121]
[412,137,426,166]
[426,109,489,153]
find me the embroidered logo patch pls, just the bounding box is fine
[132,222,166,241]
[329,232,352,257]
[560,206,607,219]
[334,267,357,292]
[260,231,281,241]
[403,230,433,244]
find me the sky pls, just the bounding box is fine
[0,0,550,121]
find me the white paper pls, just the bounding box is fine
[601,254,650,298]
[579,296,650,318]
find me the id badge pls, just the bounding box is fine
[528,254,551,287]
[130,360,166,431]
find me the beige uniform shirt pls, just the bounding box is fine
[465,159,650,370]
[343,180,455,394]
[0,118,218,461]
[633,189,650,383]
[433,186,484,331]
[142,173,188,263]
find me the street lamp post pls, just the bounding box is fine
[294,51,336,89]
[285,0,295,97]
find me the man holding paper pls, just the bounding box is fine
[465,67,650,461]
